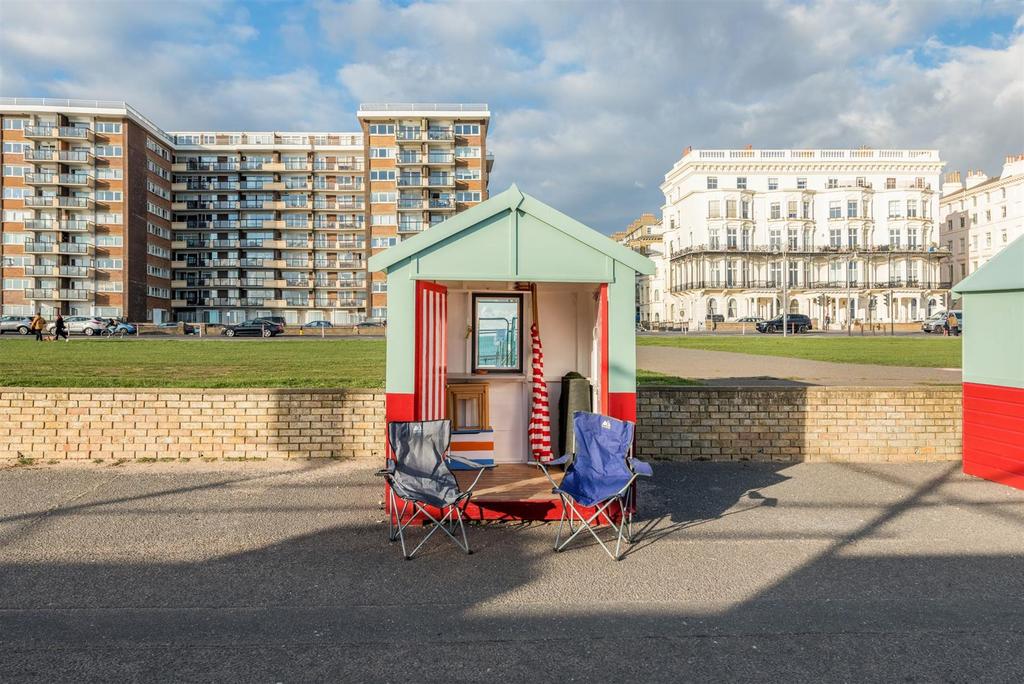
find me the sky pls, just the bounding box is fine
[1,0,1022,233]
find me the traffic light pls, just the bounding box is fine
[883,292,891,307]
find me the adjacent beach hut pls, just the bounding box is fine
[952,234,1024,489]
[368,185,655,520]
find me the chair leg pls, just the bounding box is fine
[554,494,569,551]
[554,497,627,560]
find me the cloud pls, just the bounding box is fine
[1,0,1021,232]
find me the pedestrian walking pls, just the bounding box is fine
[30,312,46,341]
[53,313,69,342]
[947,311,960,337]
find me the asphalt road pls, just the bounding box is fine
[2,459,1023,682]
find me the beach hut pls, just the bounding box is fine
[368,185,655,520]
[952,234,1024,489]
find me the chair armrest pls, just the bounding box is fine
[446,454,492,470]
[628,458,654,477]
[375,461,396,477]
[529,454,571,468]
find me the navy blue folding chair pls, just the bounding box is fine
[378,420,491,560]
[534,412,653,560]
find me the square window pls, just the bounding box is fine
[472,294,523,373]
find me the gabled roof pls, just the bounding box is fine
[368,184,655,276]
[953,234,1024,294]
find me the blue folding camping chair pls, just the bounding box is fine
[379,419,491,560]
[534,412,653,560]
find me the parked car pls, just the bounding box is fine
[922,311,962,334]
[756,314,813,334]
[356,320,385,329]
[45,316,107,336]
[0,315,32,335]
[257,316,287,329]
[220,319,284,337]
[301,320,333,329]
[735,316,763,323]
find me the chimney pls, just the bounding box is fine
[965,168,989,190]
[941,171,962,197]
[1002,153,1024,179]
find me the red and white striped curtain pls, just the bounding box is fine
[528,321,553,461]
[415,281,447,421]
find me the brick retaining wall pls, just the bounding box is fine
[0,386,961,463]
[636,386,962,462]
[0,389,385,462]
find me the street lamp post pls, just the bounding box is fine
[782,236,788,338]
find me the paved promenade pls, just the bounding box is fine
[638,345,962,386]
[2,459,1022,682]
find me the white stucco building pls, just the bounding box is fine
[939,154,1024,289]
[659,148,951,328]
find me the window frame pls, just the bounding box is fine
[471,292,524,375]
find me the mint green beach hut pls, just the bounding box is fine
[368,185,655,520]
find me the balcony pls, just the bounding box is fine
[24,196,57,208]
[312,161,364,173]
[24,149,58,162]
[398,177,424,188]
[282,241,311,249]
[313,181,364,192]
[280,221,312,231]
[281,200,310,211]
[171,300,189,308]
[204,298,241,307]
[396,129,421,141]
[398,223,425,234]
[429,198,455,210]
[25,288,90,301]
[58,196,92,209]
[24,288,56,300]
[337,278,368,289]
[24,265,58,276]
[426,153,455,165]
[396,154,422,165]
[174,200,241,211]
[398,199,426,210]
[24,173,58,186]
[173,162,241,173]
[59,265,90,278]
[338,260,366,270]
[338,299,368,308]
[24,241,59,254]
[427,128,453,141]
[59,150,93,165]
[204,278,241,288]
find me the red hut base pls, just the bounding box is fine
[963,382,1024,490]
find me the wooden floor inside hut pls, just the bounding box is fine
[454,464,563,502]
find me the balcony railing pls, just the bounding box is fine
[428,153,455,164]
[670,279,954,292]
[59,150,92,164]
[60,266,91,277]
[670,244,953,259]
[24,149,57,162]
[397,177,423,187]
[24,265,58,276]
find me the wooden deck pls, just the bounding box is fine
[454,464,563,502]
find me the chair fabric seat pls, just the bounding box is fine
[389,421,462,507]
[558,412,636,507]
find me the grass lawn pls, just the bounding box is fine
[0,338,696,389]
[0,339,386,388]
[638,335,962,368]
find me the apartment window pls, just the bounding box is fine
[788,261,799,286]
[2,187,29,199]
[827,178,838,189]
[847,200,858,218]
[907,200,918,218]
[146,137,171,160]
[739,200,750,219]
[94,122,122,134]
[709,262,720,286]
[455,191,481,202]
[709,229,720,249]
[960,263,966,277]
[736,177,747,190]
[371,192,397,204]
[2,118,26,129]
[707,200,720,218]
[848,228,858,248]
[847,260,857,284]
[3,279,32,290]
[769,261,781,285]
[3,233,23,244]
[767,178,778,191]
[769,229,781,250]
[97,168,124,180]
[726,226,737,249]
[147,202,171,220]
[856,177,866,187]
[803,201,811,219]
[959,216,965,228]
[726,261,736,287]
[971,236,978,250]
[986,232,992,247]
[148,286,171,299]
[787,227,798,250]
[96,235,123,247]
[787,201,797,219]
[725,200,737,218]
[96,212,123,224]
[368,124,395,135]
[796,178,806,189]
[455,167,481,180]
[95,281,123,292]
[95,259,123,269]
[888,200,901,218]
[829,201,842,219]
[371,237,398,248]
[370,169,396,181]
[2,142,27,153]
[889,227,901,247]
[2,165,27,176]
[147,244,170,258]
[972,213,978,224]
[454,146,480,158]
[147,264,170,278]
[985,209,991,222]
[371,214,396,226]
[908,228,918,249]
[770,202,781,220]
[830,228,842,247]
[886,177,896,190]
[453,124,480,135]
[2,210,31,222]
[175,135,199,145]
[369,147,395,158]
[972,196,977,207]
[1002,206,1007,218]
[706,176,718,190]
[94,145,123,157]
